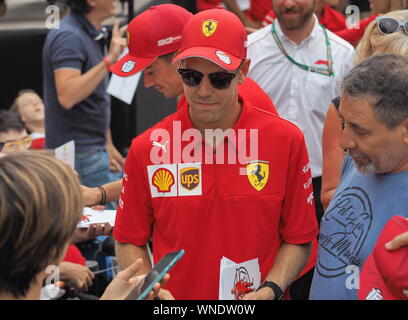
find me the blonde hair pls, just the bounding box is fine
[0,151,83,298]
[355,10,408,65]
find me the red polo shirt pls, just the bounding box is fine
[114,94,318,299]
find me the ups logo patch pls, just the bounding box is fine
[180,167,200,190]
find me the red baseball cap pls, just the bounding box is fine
[359,216,408,300]
[111,4,193,77]
[172,7,247,71]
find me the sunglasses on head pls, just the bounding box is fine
[177,68,237,90]
[376,16,408,35]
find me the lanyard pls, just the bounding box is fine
[271,22,334,77]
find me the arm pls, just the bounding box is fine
[321,103,344,210]
[81,179,123,207]
[115,242,152,275]
[243,242,312,300]
[106,129,125,172]
[222,0,262,28]
[55,21,127,109]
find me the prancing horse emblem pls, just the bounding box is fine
[246,161,269,191]
[202,19,218,37]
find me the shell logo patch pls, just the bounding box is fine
[180,167,200,191]
[152,168,175,192]
[121,60,136,73]
[215,51,231,65]
[202,19,218,37]
[246,161,269,191]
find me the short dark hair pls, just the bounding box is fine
[342,53,408,129]
[158,52,176,63]
[67,0,91,15]
[0,110,26,135]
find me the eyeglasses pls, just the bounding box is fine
[0,135,32,152]
[376,16,408,36]
[177,69,237,90]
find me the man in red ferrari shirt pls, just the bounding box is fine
[113,7,318,300]
[85,3,278,211]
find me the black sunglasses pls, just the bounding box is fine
[376,16,408,35]
[177,68,237,90]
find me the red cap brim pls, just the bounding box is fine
[173,46,242,71]
[110,54,156,77]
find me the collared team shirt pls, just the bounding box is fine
[247,15,355,178]
[114,94,318,299]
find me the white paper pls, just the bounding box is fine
[77,207,116,228]
[237,0,250,11]
[54,140,75,169]
[219,257,261,300]
[107,48,141,104]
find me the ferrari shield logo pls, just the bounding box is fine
[246,161,269,191]
[202,19,217,37]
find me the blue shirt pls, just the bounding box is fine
[42,13,110,153]
[310,156,408,300]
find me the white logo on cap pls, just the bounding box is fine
[121,60,136,73]
[157,35,181,47]
[215,51,231,65]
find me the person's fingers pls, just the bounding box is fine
[93,223,103,235]
[91,205,105,211]
[112,19,119,33]
[116,259,143,281]
[385,231,408,250]
[159,273,170,287]
[110,159,122,172]
[104,223,113,235]
[119,24,128,34]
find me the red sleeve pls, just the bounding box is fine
[335,14,377,46]
[238,77,279,115]
[63,245,86,265]
[279,131,318,276]
[280,132,318,243]
[113,138,154,246]
[319,5,346,33]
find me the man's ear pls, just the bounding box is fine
[237,59,251,84]
[401,117,408,145]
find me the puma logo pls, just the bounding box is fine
[152,141,169,153]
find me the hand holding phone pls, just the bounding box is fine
[124,249,185,300]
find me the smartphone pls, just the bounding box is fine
[125,249,185,300]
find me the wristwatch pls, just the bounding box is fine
[256,281,284,300]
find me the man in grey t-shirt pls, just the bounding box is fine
[42,0,126,193]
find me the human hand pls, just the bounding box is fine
[100,259,171,300]
[385,231,408,250]
[158,288,175,300]
[72,223,113,244]
[385,230,408,298]
[242,287,275,300]
[107,20,128,64]
[59,262,94,293]
[81,185,101,207]
[106,143,125,173]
